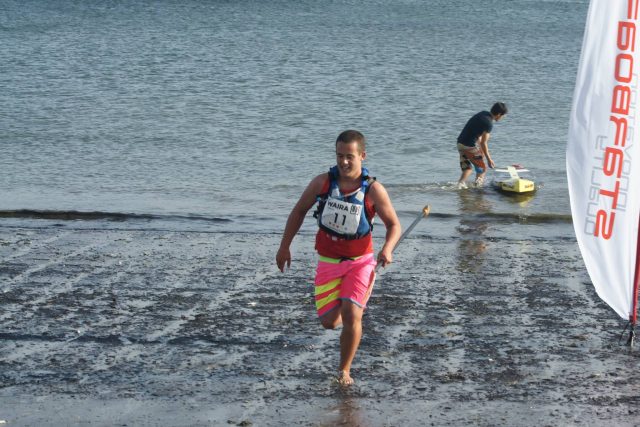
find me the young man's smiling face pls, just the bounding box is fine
[335,140,366,180]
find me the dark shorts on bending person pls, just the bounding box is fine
[457,143,486,174]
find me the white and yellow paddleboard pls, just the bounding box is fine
[493,166,536,194]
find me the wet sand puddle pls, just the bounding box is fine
[0,225,639,426]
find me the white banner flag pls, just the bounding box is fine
[567,0,640,320]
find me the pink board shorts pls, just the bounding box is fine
[314,253,377,317]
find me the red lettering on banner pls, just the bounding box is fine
[615,53,634,83]
[593,3,637,239]
[629,0,639,20]
[595,210,616,239]
[603,146,624,178]
[610,115,628,147]
[612,85,631,114]
[599,180,621,209]
[618,21,636,51]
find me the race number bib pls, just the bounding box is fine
[321,197,362,235]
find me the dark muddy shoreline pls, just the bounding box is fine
[1,225,638,426]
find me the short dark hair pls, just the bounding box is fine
[491,102,508,116]
[336,130,366,153]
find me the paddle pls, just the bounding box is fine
[376,205,431,272]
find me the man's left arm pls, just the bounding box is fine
[479,132,495,168]
[369,182,402,267]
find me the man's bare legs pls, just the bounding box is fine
[458,168,473,187]
[459,168,486,188]
[320,300,364,386]
[337,302,363,385]
[474,171,486,187]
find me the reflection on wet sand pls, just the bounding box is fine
[321,395,367,427]
[456,189,491,273]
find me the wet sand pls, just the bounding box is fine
[1,224,639,426]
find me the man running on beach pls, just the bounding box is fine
[456,102,508,189]
[276,130,401,386]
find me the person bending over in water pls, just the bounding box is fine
[276,130,401,386]
[456,102,508,189]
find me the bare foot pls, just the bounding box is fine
[337,370,354,386]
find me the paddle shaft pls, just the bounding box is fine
[376,205,430,271]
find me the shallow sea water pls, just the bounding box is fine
[2,0,585,232]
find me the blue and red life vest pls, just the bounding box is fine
[314,166,375,240]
